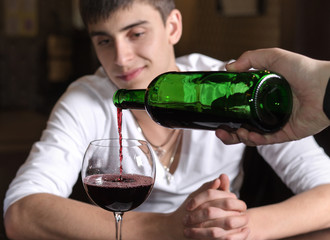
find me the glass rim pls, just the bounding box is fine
[89,138,149,147]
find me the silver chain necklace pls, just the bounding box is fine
[136,126,182,184]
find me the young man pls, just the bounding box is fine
[4,1,330,239]
[216,48,330,146]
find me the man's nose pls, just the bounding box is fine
[114,40,133,67]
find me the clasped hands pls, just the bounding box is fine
[182,174,250,240]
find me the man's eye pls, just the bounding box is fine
[132,32,145,39]
[98,39,111,46]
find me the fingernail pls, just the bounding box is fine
[225,61,236,71]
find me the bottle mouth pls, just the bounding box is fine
[113,89,146,109]
[252,74,293,133]
[113,90,124,108]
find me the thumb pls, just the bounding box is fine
[226,58,252,72]
[226,49,271,72]
[197,177,221,196]
[186,177,221,203]
[219,173,230,192]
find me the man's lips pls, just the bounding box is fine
[116,67,144,81]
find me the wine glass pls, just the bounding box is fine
[81,138,156,240]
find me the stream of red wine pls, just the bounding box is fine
[117,108,123,179]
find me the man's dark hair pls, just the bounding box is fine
[79,0,176,26]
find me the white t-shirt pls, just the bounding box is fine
[4,53,330,214]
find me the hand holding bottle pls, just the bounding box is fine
[216,48,330,146]
[183,174,250,239]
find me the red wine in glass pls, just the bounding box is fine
[84,173,154,212]
[81,138,155,240]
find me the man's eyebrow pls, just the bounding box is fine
[89,20,149,37]
[89,31,109,37]
[120,20,149,31]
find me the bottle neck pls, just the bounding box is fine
[113,89,146,109]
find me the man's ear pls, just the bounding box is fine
[166,9,182,45]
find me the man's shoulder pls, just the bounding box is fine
[74,67,108,85]
[176,53,228,71]
[62,67,116,102]
[69,67,115,92]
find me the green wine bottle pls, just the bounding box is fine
[113,70,293,133]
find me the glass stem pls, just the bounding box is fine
[114,212,123,240]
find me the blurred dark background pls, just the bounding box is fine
[0,0,329,238]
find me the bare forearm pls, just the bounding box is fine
[5,193,114,239]
[246,184,330,240]
[318,60,330,123]
[4,193,177,240]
